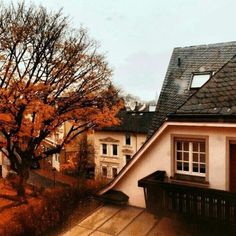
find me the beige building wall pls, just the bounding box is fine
[59,121,83,165]
[111,123,236,208]
[91,130,147,179]
[0,152,10,178]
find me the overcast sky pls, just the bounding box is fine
[7,0,236,101]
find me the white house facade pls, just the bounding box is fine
[91,111,154,179]
[98,42,236,213]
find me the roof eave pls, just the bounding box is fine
[168,113,236,123]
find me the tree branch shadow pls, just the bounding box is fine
[0,200,24,213]
[0,194,19,202]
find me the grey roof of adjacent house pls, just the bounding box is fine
[148,41,236,136]
[100,111,154,134]
[168,54,236,121]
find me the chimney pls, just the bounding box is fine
[135,101,139,111]
[177,57,181,67]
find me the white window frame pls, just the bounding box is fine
[112,144,118,156]
[175,139,206,177]
[190,72,211,89]
[101,143,108,156]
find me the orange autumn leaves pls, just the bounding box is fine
[0,3,123,178]
[0,82,54,133]
[0,79,123,151]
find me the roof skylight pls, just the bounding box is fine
[190,73,211,89]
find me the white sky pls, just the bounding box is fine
[6,0,236,101]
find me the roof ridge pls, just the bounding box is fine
[126,111,155,113]
[174,41,236,50]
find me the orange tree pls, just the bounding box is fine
[0,2,123,197]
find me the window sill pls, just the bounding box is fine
[101,155,108,157]
[123,145,132,148]
[100,155,119,159]
[170,174,209,188]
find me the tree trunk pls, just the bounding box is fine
[18,165,30,202]
[17,172,26,198]
[7,165,29,203]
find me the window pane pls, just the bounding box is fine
[183,142,189,151]
[112,144,118,156]
[126,155,131,164]
[112,168,118,178]
[102,144,107,155]
[176,141,182,150]
[183,163,189,171]
[183,152,189,161]
[192,163,199,172]
[125,134,131,145]
[175,139,206,176]
[200,154,205,163]
[193,153,198,162]
[193,142,198,152]
[102,167,107,177]
[200,164,206,173]
[200,142,205,152]
[191,74,211,88]
[177,162,182,170]
[177,152,182,160]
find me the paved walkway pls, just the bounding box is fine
[28,171,66,188]
[28,170,78,188]
[29,169,78,188]
[62,205,193,236]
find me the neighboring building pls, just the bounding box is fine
[40,135,62,171]
[0,152,10,178]
[59,121,96,178]
[91,110,154,179]
[59,121,80,167]
[0,126,63,177]
[98,41,236,217]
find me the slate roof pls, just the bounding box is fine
[148,41,236,136]
[171,55,236,118]
[100,111,154,134]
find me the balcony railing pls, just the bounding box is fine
[138,171,236,225]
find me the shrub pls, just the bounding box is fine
[0,187,80,236]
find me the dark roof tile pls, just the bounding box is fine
[175,55,236,116]
[149,41,236,136]
[100,111,154,134]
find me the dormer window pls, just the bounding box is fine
[190,73,211,89]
